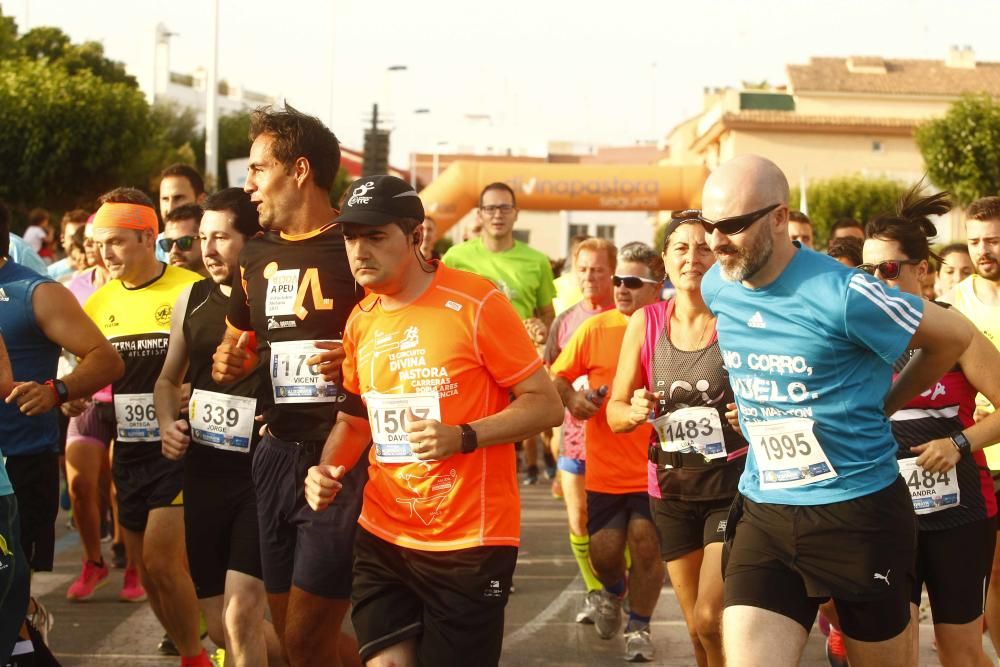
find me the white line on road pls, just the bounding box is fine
[503,574,581,648]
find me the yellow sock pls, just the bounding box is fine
[569,533,603,592]
[624,543,632,571]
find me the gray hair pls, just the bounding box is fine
[618,241,665,282]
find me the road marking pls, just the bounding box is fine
[503,574,580,648]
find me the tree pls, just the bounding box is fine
[790,175,909,246]
[193,111,252,189]
[10,23,137,88]
[0,58,152,211]
[916,93,1000,207]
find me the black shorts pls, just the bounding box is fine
[587,491,652,535]
[252,432,367,598]
[723,478,916,642]
[351,527,517,666]
[184,467,262,599]
[5,452,59,571]
[915,515,997,625]
[111,454,184,532]
[0,494,30,663]
[651,495,733,561]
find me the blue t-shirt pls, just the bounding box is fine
[0,260,61,457]
[701,247,925,505]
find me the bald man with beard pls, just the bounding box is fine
[698,155,974,666]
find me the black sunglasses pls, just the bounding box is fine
[613,275,660,289]
[857,259,922,280]
[157,235,196,252]
[671,203,781,237]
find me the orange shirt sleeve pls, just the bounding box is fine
[550,318,591,382]
[476,291,543,388]
[341,309,361,395]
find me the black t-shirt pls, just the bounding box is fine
[183,278,265,476]
[227,224,365,441]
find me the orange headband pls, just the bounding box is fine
[92,202,159,235]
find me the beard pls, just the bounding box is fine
[716,228,774,282]
[976,253,1000,281]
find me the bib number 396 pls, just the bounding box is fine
[898,458,960,514]
[746,418,838,489]
[114,393,158,442]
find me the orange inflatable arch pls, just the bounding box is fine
[419,161,710,233]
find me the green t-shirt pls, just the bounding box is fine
[442,238,555,319]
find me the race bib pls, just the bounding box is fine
[270,339,341,404]
[898,458,960,515]
[365,391,442,464]
[188,389,257,453]
[746,418,837,489]
[651,406,727,461]
[114,393,158,442]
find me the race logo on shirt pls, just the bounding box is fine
[372,327,458,398]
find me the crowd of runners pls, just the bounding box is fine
[0,105,999,667]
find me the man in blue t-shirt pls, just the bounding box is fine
[696,156,974,666]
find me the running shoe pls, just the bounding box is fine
[110,541,126,569]
[119,566,147,602]
[26,596,53,644]
[826,626,848,667]
[211,647,226,667]
[594,589,622,640]
[66,559,110,601]
[624,624,654,662]
[521,473,538,486]
[157,633,178,656]
[575,589,601,624]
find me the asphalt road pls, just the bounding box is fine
[34,479,996,666]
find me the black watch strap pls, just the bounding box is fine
[459,423,478,454]
[950,431,972,457]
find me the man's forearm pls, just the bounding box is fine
[62,346,123,400]
[552,376,574,408]
[320,418,373,471]
[154,377,183,426]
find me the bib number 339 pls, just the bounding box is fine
[746,418,837,490]
[365,391,442,464]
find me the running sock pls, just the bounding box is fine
[604,578,626,597]
[624,543,632,571]
[180,649,213,667]
[627,612,651,632]
[569,533,604,592]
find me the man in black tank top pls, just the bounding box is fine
[155,188,287,665]
[211,106,366,667]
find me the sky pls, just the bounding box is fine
[6,0,1000,167]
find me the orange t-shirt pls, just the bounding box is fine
[342,265,543,551]
[551,309,651,494]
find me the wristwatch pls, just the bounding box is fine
[45,379,69,405]
[459,423,478,454]
[950,431,972,457]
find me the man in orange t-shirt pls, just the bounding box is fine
[550,242,666,660]
[304,175,563,667]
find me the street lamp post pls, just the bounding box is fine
[410,108,430,187]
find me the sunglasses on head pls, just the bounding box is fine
[157,235,196,253]
[671,203,781,237]
[857,259,922,280]
[613,275,660,289]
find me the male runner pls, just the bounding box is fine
[161,204,209,277]
[542,237,615,623]
[158,164,207,264]
[949,196,1000,655]
[699,155,974,667]
[786,210,813,249]
[83,188,208,666]
[155,187,282,665]
[304,174,563,667]
[551,242,665,661]
[443,182,557,484]
[212,105,364,667]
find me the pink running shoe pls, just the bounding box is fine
[119,566,148,602]
[66,560,109,601]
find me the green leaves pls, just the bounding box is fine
[916,94,1000,207]
[790,175,909,246]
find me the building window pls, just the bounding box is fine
[872,140,883,153]
[568,224,588,245]
[596,225,615,241]
[513,230,531,244]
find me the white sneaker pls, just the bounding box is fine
[624,625,654,662]
[594,589,622,640]
[27,596,53,644]
[575,590,601,624]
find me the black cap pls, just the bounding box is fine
[335,175,424,226]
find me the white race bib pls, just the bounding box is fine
[898,458,960,515]
[270,339,341,404]
[651,406,727,460]
[188,389,257,453]
[114,393,158,442]
[365,391,442,464]
[746,418,837,489]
